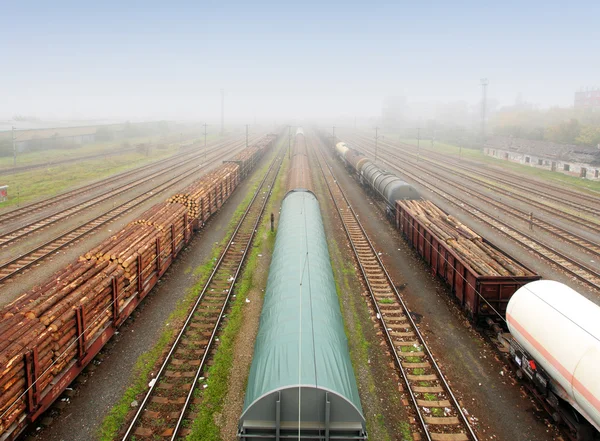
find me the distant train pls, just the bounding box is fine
[238,130,367,440]
[335,142,420,215]
[504,281,600,441]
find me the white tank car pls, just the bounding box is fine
[335,142,349,158]
[507,280,600,431]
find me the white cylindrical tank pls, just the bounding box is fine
[335,142,349,158]
[507,280,600,430]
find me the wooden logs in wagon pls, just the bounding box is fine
[399,200,527,277]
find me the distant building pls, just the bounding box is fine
[574,88,600,110]
[484,136,600,180]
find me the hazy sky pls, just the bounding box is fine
[2,0,599,121]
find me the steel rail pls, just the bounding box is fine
[350,136,600,291]
[0,137,259,246]
[0,140,249,284]
[121,144,283,440]
[363,134,600,222]
[311,136,478,441]
[0,136,245,226]
[351,134,600,257]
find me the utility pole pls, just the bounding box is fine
[480,78,488,142]
[332,125,335,151]
[246,124,249,149]
[203,123,207,162]
[431,122,436,149]
[288,125,291,159]
[374,127,384,165]
[220,88,225,136]
[12,126,16,167]
[417,127,421,162]
[375,127,378,164]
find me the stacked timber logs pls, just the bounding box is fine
[168,164,239,221]
[0,134,278,439]
[0,259,125,433]
[399,200,530,277]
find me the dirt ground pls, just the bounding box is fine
[19,144,276,441]
[319,137,561,441]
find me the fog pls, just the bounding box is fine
[2,1,599,127]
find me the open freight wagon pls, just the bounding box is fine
[395,200,540,323]
[0,134,278,441]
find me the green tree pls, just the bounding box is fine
[545,119,581,144]
[576,125,600,146]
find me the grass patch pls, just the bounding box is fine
[184,140,287,441]
[431,407,445,417]
[184,232,264,441]
[378,298,394,304]
[412,368,425,375]
[0,147,181,209]
[399,422,412,440]
[97,141,281,441]
[423,393,437,401]
[398,137,600,193]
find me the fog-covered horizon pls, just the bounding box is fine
[2,0,599,123]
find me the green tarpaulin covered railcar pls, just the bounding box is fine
[238,189,367,440]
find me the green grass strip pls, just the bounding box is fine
[184,140,288,441]
[97,144,280,441]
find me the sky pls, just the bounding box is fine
[2,0,599,122]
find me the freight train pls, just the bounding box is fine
[331,135,600,440]
[332,139,539,323]
[238,130,367,440]
[0,134,278,441]
[502,281,600,441]
[334,141,419,216]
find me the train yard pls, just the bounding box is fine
[341,132,600,297]
[0,128,598,441]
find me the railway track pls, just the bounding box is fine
[121,143,283,440]
[0,137,237,229]
[0,137,254,247]
[0,139,250,285]
[349,136,600,291]
[352,135,600,259]
[311,136,478,441]
[378,136,600,222]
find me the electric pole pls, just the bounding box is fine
[332,125,335,151]
[246,124,249,149]
[12,126,16,167]
[220,88,225,136]
[203,123,207,162]
[417,127,421,162]
[480,78,488,141]
[288,125,291,159]
[374,127,384,165]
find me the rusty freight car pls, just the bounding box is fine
[395,200,540,323]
